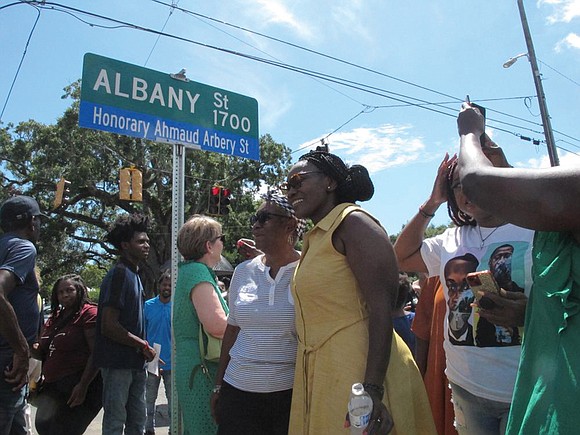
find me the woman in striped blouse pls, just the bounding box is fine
[211,192,306,435]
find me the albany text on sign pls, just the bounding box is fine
[79,53,260,161]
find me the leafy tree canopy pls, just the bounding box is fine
[1,81,294,297]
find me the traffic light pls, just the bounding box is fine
[119,167,143,202]
[219,188,231,215]
[53,177,71,208]
[208,186,221,215]
[132,169,143,202]
[208,186,231,215]
[120,168,131,200]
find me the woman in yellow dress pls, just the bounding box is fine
[282,149,435,435]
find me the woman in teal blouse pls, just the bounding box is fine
[174,215,229,434]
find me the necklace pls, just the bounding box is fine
[477,225,502,248]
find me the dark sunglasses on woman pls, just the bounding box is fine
[250,211,290,226]
[212,234,226,244]
[279,171,323,194]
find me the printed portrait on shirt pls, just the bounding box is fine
[445,253,478,346]
[444,242,528,348]
[474,243,526,347]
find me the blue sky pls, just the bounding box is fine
[1,0,579,235]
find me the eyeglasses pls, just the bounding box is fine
[212,234,226,244]
[250,211,290,226]
[279,171,323,194]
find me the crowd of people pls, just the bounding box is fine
[0,102,579,435]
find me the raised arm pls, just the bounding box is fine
[457,107,580,235]
[394,154,455,273]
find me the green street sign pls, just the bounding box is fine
[79,53,260,160]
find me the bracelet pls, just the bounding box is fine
[212,385,222,394]
[362,382,385,400]
[418,206,435,219]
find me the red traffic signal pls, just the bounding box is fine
[209,186,221,215]
[219,188,230,215]
[208,186,231,215]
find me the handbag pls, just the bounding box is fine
[198,278,229,364]
[199,324,222,363]
[191,319,223,388]
[189,277,229,389]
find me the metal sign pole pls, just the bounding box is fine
[170,142,185,434]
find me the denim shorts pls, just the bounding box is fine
[450,381,511,435]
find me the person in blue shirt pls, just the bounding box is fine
[0,196,46,434]
[392,273,416,354]
[144,270,172,435]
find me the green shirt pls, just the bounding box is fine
[507,231,580,434]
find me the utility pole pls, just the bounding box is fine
[517,0,560,166]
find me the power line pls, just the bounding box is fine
[292,107,370,155]
[539,60,580,88]
[6,1,579,153]
[144,0,180,66]
[0,4,41,123]
[148,0,463,103]
[28,1,543,132]
[145,0,580,149]
[152,0,365,105]
[8,3,547,131]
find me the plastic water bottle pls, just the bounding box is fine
[348,383,373,434]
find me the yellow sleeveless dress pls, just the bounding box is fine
[288,204,436,435]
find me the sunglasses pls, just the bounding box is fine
[279,171,323,194]
[212,234,226,244]
[250,211,290,226]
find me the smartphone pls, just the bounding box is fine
[466,270,499,301]
[470,102,486,124]
[465,95,487,148]
[465,95,486,123]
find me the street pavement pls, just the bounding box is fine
[28,379,169,435]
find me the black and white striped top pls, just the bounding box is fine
[224,254,299,393]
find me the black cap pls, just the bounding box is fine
[0,196,48,224]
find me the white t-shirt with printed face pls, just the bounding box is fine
[421,223,534,403]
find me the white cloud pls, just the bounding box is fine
[555,32,580,51]
[251,0,313,40]
[540,0,580,24]
[514,150,580,168]
[296,124,426,173]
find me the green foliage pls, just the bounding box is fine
[87,288,101,303]
[80,263,109,289]
[390,222,453,245]
[1,81,294,293]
